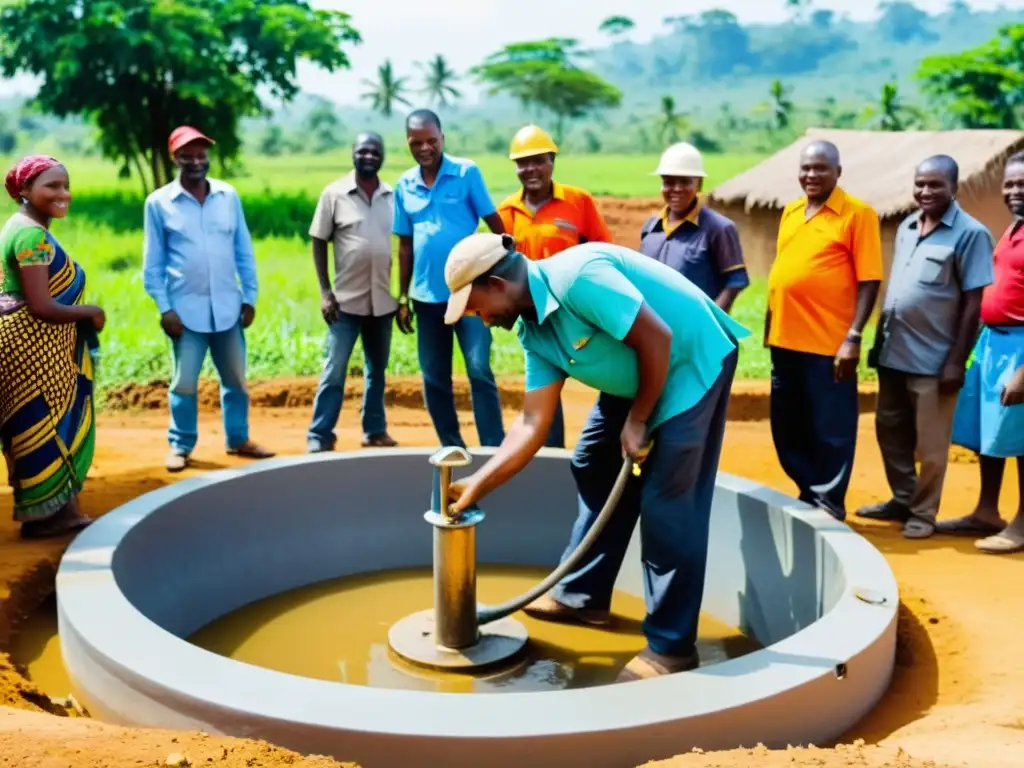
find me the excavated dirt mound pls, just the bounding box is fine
[101,375,875,424]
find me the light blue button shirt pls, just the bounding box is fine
[142,177,258,334]
[519,243,750,430]
[392,155,497,304]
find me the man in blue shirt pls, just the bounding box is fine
[393,109,506,448]
[443,233,748,682]
[143,126,274,472]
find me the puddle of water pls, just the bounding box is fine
[8,593,73,700]
[189,565,760,693]
[7,567,760,700]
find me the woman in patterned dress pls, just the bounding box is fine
[0,155,105,538]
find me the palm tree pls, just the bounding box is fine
[417,54,461,108]
[768,80,794,131]
[864,81,924,131]
[361,60,411,118]
[656,96,688,144]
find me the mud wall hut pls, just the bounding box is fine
[707,128,1024,279]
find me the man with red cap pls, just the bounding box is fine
[143,126,274,472]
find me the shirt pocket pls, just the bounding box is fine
[915,245,954,286]
[436,186,468,216]
[205,201,236,237]
[556,315,601,369]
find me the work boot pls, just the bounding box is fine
[523,594,611,627]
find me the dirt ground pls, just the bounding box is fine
[1,374,1022,768]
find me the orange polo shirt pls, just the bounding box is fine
[497,182,612,261]
[768,187,883,356]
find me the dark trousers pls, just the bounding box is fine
[551,350,737,657]
[769,347,859,516]
[413,300,505,448]
[545,398,565,448]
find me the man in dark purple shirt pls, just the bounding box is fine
[640,143,749,313]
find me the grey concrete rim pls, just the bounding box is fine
[57,448,899,739]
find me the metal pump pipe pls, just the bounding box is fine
[426,446,641,633]
[426,446,483,649]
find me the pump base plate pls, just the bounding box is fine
[388,609,529,670]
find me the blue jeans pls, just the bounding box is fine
[769,347,859,517]
[414,300,505,448]
[168,324,248,454]
[552,349,737,657]
[307,311,394,448]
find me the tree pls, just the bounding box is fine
[0,0,361,193]
[304,98,343,154]
[259,124,287,157]
[471,38,621,142]
[417,54,461,108]
[656,96,687,145]
[877,1,938,44]
[863,81,924,130]
[361,59,411,118]
[816,96,859,129]
[917,24,1024,128]
[599,15,635,39]
[768,80,795,131]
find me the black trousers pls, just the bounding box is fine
[769,347,859,516]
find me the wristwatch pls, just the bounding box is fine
[846,329,863,343]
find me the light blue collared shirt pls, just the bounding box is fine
[392,155,497,303]
[519,243,750,430]
[142,177,257,334]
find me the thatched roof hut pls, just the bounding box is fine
[708,128,1024,277]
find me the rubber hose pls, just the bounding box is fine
[476,455,635,626]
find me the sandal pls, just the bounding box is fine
[975,531,1024,555]
[20,512,92,540]
[902,517,936,539]
[616,647,700,683]
[934,515,1007,537]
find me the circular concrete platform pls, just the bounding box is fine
[56,448,898,768]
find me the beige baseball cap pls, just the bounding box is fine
[444,232,516,325]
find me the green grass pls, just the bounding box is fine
[43,152,764,201]
[4,151,878,393]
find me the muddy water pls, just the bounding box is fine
[9,594,73,699]
[190,565,760,694]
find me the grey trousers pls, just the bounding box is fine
[875,367,959,522]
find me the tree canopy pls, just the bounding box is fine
[0,0,360,191]
[917,23,1024,128]
[471,38,621,142]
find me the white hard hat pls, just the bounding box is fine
[652,142,706,178]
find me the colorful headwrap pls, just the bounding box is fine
[4,155,61,202]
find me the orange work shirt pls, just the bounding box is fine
[767,187,883,356]
[497,182,612,261]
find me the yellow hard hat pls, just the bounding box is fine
[509,125,559,160]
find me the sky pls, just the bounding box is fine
[0,0,1017,105]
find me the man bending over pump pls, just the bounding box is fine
[442,233,749,682]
